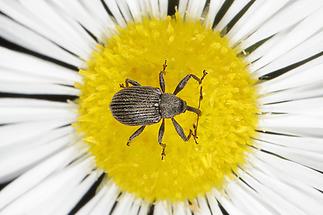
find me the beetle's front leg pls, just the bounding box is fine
[120,78,141,88]
[159,60,167,93]
[173,70,208,95]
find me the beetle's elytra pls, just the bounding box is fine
[110,61,207,159]
[110,86,162,126]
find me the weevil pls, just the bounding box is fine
[110,61,207,159]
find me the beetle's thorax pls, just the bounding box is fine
[159,93,187,118]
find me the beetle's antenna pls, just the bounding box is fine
[193,70,208,143]
[159,60,167,93]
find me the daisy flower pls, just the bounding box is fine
[0,0,323,214]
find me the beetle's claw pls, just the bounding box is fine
[120,83,125,88]
[160,143,166,160]
[126,141,131,146]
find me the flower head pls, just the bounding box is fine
[0,0,322,214]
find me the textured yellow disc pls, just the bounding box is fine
[75,14,258,202]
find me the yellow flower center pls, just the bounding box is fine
[75,14,258,202]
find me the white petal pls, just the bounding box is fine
[0,47,81,85]
[243,0,323,48]
[113,0,133,23]
[226,180,275,215]
[18,0,95,57]
[249,7,323,72]
[225,183,260,215]
[186,0,207,20]
[0,125,74,153]
[0,81,79,95]
[260,97,323,117]
[159,0,168,18]
[48,169,103,215]
[255,131,323,153]
[50,0,107,41]
[254,139,323,172]
[75,184,108,215]
[138,202,150,215]
[245,164,323,215]
[83,181,120,215]
[229,0,290,45]
[0,144,86,210]
[0,68,62,84]
[148,0,160,18]
[112,193,136,215]
[0,133,79,183]
[154,201,172,215]
[0,98,72,108]
[195,196,211,215]
[214,0,250,31]
[258,113,323,130]
[253,30,323,78]
[125,0,143,22]
[103,0,127,27]
[0,15,83,67]
[225,0,266,44]
[178,0,189,17]
[258,81,323,105]
[1,156,94,215]
[253,150,323,193]
[81,0,116,35]
[0,0,91,60]
[206,0,226,29]
[127,198,141,215]
[0,120,75,148]
[206,193,223,215]
[173,202,191,215]
[0,99,77,126]
[245,28,288,63]
[212,190,245,215]
[0,106,76,124]
[237,168,307,215]
[258,57,323,94]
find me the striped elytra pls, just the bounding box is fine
[110,86,162,126]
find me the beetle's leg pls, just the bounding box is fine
[190,85,205,144]
[159,60,167,93]
[120,79,141,88]
[158,119,166,160]
[171,118,193,141]
[126,126,146,146]
[173,70,208,95]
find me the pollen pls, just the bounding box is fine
[75,14,258,202]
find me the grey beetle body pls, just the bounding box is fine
[111,88,188,126]
[109,61,207,159]
[110,86,162,126]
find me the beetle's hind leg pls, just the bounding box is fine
[158,119,166,160]
[127,126,146,146]
[120,78,141,88]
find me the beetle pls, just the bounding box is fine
[110,61,207,159]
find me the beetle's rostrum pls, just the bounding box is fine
[110,61,207,159]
